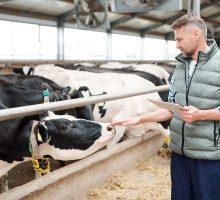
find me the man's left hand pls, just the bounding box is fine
[178,106,202,124]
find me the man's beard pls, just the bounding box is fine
[181,48,195,58]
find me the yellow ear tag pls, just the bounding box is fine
[37,131,43,142]
[97,102,105,107]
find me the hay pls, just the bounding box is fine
[87,156,171,200]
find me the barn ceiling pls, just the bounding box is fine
[0,0,219,44]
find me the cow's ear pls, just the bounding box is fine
[48,111,56,117]
[39,110,49,120]
[34,124,48,143]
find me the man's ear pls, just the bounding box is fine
[193,29,200,40]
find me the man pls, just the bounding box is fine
[112,12,220,200]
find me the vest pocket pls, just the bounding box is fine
[214,121,220,146]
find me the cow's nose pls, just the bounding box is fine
[107,125,114,132]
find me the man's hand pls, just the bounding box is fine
[178,106,202,123]
[111,116,141,126]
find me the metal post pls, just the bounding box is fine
[107,29,112,61]
[57,21,64,61]
[188,0,200,14]
[140,36,144,61]
[0,85,169,121]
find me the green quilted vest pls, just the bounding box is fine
[169,39,220,159]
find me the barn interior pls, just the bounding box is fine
[0,0,219,199]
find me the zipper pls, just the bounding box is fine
[181,122,185,155]
[214,121,220,146]
[175,58,188,155]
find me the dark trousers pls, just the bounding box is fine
[171,152,220,200]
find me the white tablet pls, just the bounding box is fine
[148,99,184,112]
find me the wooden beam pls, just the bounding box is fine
[0,7,56,21]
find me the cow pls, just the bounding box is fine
[13,64,169,102]
[0,111,115,185]
[0,75,95,121]
[0,79,113,191]
[132,63,171,85]
[0,111,115,165]
[0,79,95,163]
[0,74,70,100]
[56,63,169,102]
[99,61,135,69]
[97,62,171,84]
[30,64,170,146]
[99,62,171,85]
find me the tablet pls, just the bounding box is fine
[148,99,184,112]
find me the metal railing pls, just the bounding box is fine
[0,85,169,121]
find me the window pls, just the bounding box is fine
[0,20,12,59]
[111,34,141,60]
[0,21,58,60]
[40,26,57,59]
[144,38,165,60]
[12,22,40,59]
[64,28,107,60]
[167,40,180,60]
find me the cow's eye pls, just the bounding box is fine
[61,123,68,130]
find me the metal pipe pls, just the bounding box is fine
[0,85,169,121]
[188,0,200,14]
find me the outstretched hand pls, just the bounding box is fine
[111,116,141,126]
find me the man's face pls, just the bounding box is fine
[175,25,197,57]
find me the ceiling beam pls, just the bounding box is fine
[57,8,76,24]
[0,7,56,21]
[110,11,154,28]
[207,11,220,19]
[140,12,185,36]
[110,15,135,27]
[208,0,220,4]
[164,31,174,40]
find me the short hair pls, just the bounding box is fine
[171,12,207,37]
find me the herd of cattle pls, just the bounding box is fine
[0,62,172,191]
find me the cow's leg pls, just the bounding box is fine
[0,173,8,193]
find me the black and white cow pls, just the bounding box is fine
[56,63,169,102]
[99,62,171,85]
[30,64,170,146]
[0,74,70,101]
[14,63,169,101]
[0,111,115,177]
[0,79,101,163]
[0,75,95,121]
[0,111,115,163]
[0,79,114,191]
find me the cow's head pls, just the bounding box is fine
[36,111,115,160]
[69,86,95,120]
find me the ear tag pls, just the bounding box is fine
[37,130,43,142]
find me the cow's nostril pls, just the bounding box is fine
[107,125,113,132]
